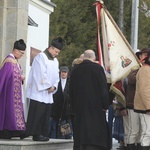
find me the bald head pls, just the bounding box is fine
[84,50,96,61]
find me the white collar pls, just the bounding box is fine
[9,53,15,58]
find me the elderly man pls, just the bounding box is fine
[70,50,110,150]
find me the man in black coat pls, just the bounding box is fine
[70,50,110,150]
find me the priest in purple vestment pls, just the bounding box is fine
[0,39,26,139]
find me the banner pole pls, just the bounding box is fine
[93,1,104,66]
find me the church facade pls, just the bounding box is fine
[0,0,56,119]
[0,0,56,74]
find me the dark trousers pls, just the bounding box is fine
[49,117,73,139]
[74,144,107,150]
[26,100,51,137]
[108,105,114,148]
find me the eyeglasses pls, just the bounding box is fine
[18,50,25,55]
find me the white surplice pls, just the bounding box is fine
[26,52,59,104]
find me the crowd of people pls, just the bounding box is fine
[108,48,150,150]
[0,38,150,150]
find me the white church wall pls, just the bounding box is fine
[24,0,55,120]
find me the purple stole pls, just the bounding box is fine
[0,55,26,131]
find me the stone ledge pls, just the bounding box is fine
[0,137,74,150]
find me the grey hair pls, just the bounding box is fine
[84,50,96,61]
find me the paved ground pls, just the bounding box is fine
[0,137,120,150]
[112,139,120,150]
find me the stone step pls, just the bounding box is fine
[0,137,73,150]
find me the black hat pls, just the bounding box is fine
[60,66,69,72]
[136,48,150,59]
[144,51,150,65]
[13,39,26,51]
[51,37,63,50]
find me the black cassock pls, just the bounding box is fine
[70,60,110,150]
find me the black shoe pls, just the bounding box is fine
[0,136,11,139]
[140,146,150,150]
[127,144,136,150]
[20,134,28,140]
[117,146,127,150]
[32,135,49,141]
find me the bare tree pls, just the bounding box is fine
[139,1,150,18]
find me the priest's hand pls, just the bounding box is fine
[48,86,56,93]
[21,75,25,81]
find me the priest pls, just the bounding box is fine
[25,37,64,141]
[0,39,26,139]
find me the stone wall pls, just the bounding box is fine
[0,0,28,70]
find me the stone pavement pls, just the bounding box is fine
[0,137,120,150]
[0,137,73,150]
[112,139,120,150]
